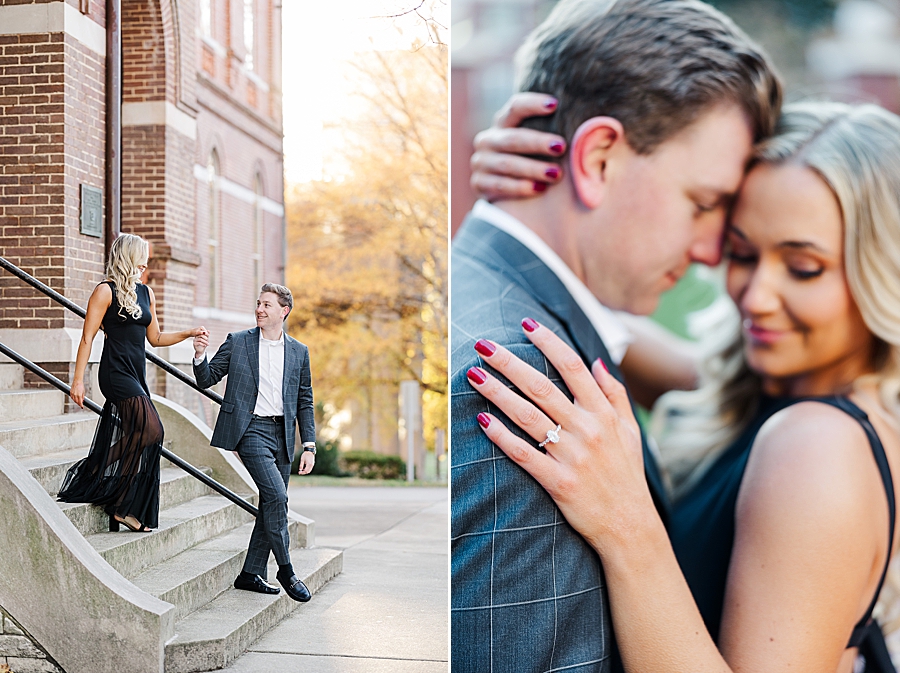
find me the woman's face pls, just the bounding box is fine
[726,162,876,396]
[136,252,148,283]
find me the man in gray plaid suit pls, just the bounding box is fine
[452,0,780,671]
[193,283,316,602]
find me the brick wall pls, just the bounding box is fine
[0,31,105,331]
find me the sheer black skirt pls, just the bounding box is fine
[58,395,163,529]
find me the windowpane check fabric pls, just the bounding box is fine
[451,216,669,673]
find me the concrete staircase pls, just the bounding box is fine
[0,363,342,673]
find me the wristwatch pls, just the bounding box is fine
[302,443,316,455]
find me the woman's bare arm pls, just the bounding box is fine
[618,313,700,408]
[145,286,205,347]
[70,283,112,408]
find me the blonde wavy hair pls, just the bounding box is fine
[106,234,148,321]
[651,101,900,633]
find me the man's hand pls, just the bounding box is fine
[193,330,209,360]
[298,451,315,475]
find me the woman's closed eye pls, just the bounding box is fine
[726,250,757,265]
[786,263,824,280]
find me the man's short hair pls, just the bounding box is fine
[260,283,293,318]
[515,0,782,153]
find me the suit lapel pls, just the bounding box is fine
[282,336,294,405]
[248,327,260,388]
[457,216,671,518]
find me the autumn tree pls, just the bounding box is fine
[286,43,447,457]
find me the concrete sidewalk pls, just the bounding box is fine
[219,484,448,672]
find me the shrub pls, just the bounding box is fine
[292,439,345,477]
[339,450,406,480]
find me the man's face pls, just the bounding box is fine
[578,103,754,315]
[256,292,289,331]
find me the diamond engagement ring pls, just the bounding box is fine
[538,424,562,448]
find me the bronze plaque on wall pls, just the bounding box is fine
[80,184,103,238]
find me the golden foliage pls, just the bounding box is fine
[286,44,447,449]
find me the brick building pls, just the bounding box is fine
[0,0,285,420]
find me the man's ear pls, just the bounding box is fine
[569,116,626,209]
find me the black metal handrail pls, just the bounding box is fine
[0,341,258,517]
[0,257,224,405]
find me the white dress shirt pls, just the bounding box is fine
[472,199,633,364]
[253,331,284,417]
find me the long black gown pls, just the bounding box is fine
[58,281,163,529]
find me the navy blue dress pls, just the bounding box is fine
[669,395,895,669]
[58,281,163,528]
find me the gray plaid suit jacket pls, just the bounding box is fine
[451,216,670,673]
[193,327,316,462]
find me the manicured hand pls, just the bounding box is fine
[70,380,85,409]
[471,92,567,200]
[466,320,652,553]
[298,451,315,475]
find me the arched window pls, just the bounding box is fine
[243,0,254,71]
[208,152,220,308]
[252,173,263,293]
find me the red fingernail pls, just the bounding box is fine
[533,181,547,193]
[474,339,496,357]
[477,413,491,428]
[467,367,487,385]
[543,98,558,110]
[596,357,609,373]
[549,141,565,154]
[545,166,560,180]
[522,317,539,333]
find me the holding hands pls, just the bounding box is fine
[466,319,655,555]
[193,328,210,359]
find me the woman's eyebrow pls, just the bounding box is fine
[776,240,830,254]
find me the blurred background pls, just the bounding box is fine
[451,0,900,338]
[285,1,447,482]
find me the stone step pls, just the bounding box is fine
[0,388,65,423]
[58,467,217,536]
[86,494,256,579]
[0,364,23,390]
[131,519,305,622]
[164,546,343,673]
[18,446,89,495]
[0,412,97,459]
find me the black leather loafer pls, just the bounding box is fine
[277,572,311,602]
[234,574,281,595]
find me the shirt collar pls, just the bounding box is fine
[259,330,285,346]
[472,199,632,364]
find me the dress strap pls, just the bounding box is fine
[812,397,896,650]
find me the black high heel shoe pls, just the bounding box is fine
[109,514,152,533]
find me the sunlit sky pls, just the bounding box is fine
[282,0,447,184]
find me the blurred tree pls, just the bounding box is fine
[286,43,447,456]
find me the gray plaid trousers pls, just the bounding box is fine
[237,417,291,575]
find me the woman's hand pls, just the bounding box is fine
[466,318,655,553]
[70,380,85,409]
[189,326,208,339]
[471,92,567,200]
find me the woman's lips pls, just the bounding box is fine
[745,323,788,345]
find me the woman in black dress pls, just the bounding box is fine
[58,234,206,533]
[464,102,900,672]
